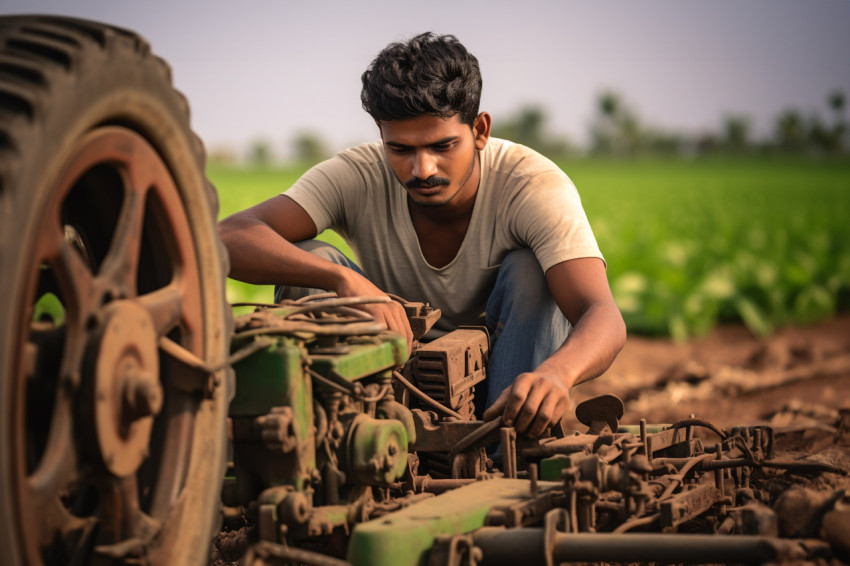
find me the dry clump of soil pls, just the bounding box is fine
[570,314,850,429]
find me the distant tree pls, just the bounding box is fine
[590,90,645,156]
[492,105,572,157]
[827,90,846,153]
[808,114,835,153]
[774,110,807,152]
[828,90,845,119]
[722,115,751,153]
[292,131,330,164]
[598,91,621,119]
[514,106,546,148]
[249,138,273,167]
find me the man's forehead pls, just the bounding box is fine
[379,114,469,145]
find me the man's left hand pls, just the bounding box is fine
[482,372,571,437]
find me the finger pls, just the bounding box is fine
[388,302,413,354]
[528,393,562,438]
[513,381,547,433]
[483,388,510,421]
[502,375,533,427]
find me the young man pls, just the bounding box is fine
[218,33,626,437]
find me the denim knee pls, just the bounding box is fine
[485,249,552,333]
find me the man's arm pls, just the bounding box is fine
[218,195,413,349]
[482,257,626,436]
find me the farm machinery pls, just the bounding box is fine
[0,14,848,566]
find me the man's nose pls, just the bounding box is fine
[411,151,438,180]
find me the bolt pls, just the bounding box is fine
[123,369,163,420]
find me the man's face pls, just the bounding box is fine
[379,113,490,208]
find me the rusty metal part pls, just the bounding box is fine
[85,300,162,477]
[658,484,722,530]
[395,299,441,341]
[450,417,504,456]
[412,328,489,413]
[575,394,625,435]
[245,540,353,566]
[414,476,479,494]
[393,370,463,420]
[234,297,392,341]
[500,427,518,479]
[670,416,728,439]
[428,534,483,566]
[413,411,497,452]
[472,529,810,565]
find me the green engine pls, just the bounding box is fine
[218,295,491,563]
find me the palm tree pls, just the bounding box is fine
[827,91,846,153]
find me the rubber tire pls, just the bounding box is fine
[0,15,232,565]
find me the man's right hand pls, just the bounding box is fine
[335,270,413,354]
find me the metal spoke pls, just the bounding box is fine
[33,496,96,549]
[96,475,161,547]
[54,238,96,390]
[137,283,183,338]
[97,186,146,299]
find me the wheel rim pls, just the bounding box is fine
[12,125,210,564]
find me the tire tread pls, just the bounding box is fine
[0,15,232,564]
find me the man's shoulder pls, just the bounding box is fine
[483,138,569,195]
[336,140,386,166]
[485,138,564,178]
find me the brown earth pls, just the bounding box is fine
[568,314,850,430]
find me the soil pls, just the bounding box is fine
[567,314,850,430]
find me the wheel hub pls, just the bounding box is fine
[86,300,162,477]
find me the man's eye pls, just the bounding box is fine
[434,144,453,152]
[389,146,410,154]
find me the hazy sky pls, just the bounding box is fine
[3,0,849,156]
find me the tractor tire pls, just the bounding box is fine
[0,15,232,565]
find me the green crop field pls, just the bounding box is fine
[210,156,850,340]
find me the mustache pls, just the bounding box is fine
[405,175,450,189]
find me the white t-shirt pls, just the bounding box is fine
[284,137,603,335]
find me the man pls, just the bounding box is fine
[219,33,626,437]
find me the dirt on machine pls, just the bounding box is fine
[1,15,848,566]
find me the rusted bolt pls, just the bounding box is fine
[123,368,163,420]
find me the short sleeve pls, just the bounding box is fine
[508,170,604,272]
[283,151,369,235]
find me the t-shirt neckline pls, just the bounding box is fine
[393,144,490,272]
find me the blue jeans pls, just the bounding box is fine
[274,241,571,412]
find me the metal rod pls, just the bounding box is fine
[501,427,517,479]
[450,416,503,456]
[414,476,478,494]
[473,529,804,565]
[392,370,463,420]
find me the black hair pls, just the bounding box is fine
[361,32,482,126]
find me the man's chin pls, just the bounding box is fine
[407,187,452,207]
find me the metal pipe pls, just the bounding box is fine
[472,529,805,565]
[414,476,478,494]
[392,370,463,420]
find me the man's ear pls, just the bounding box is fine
[473,112,491,150]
